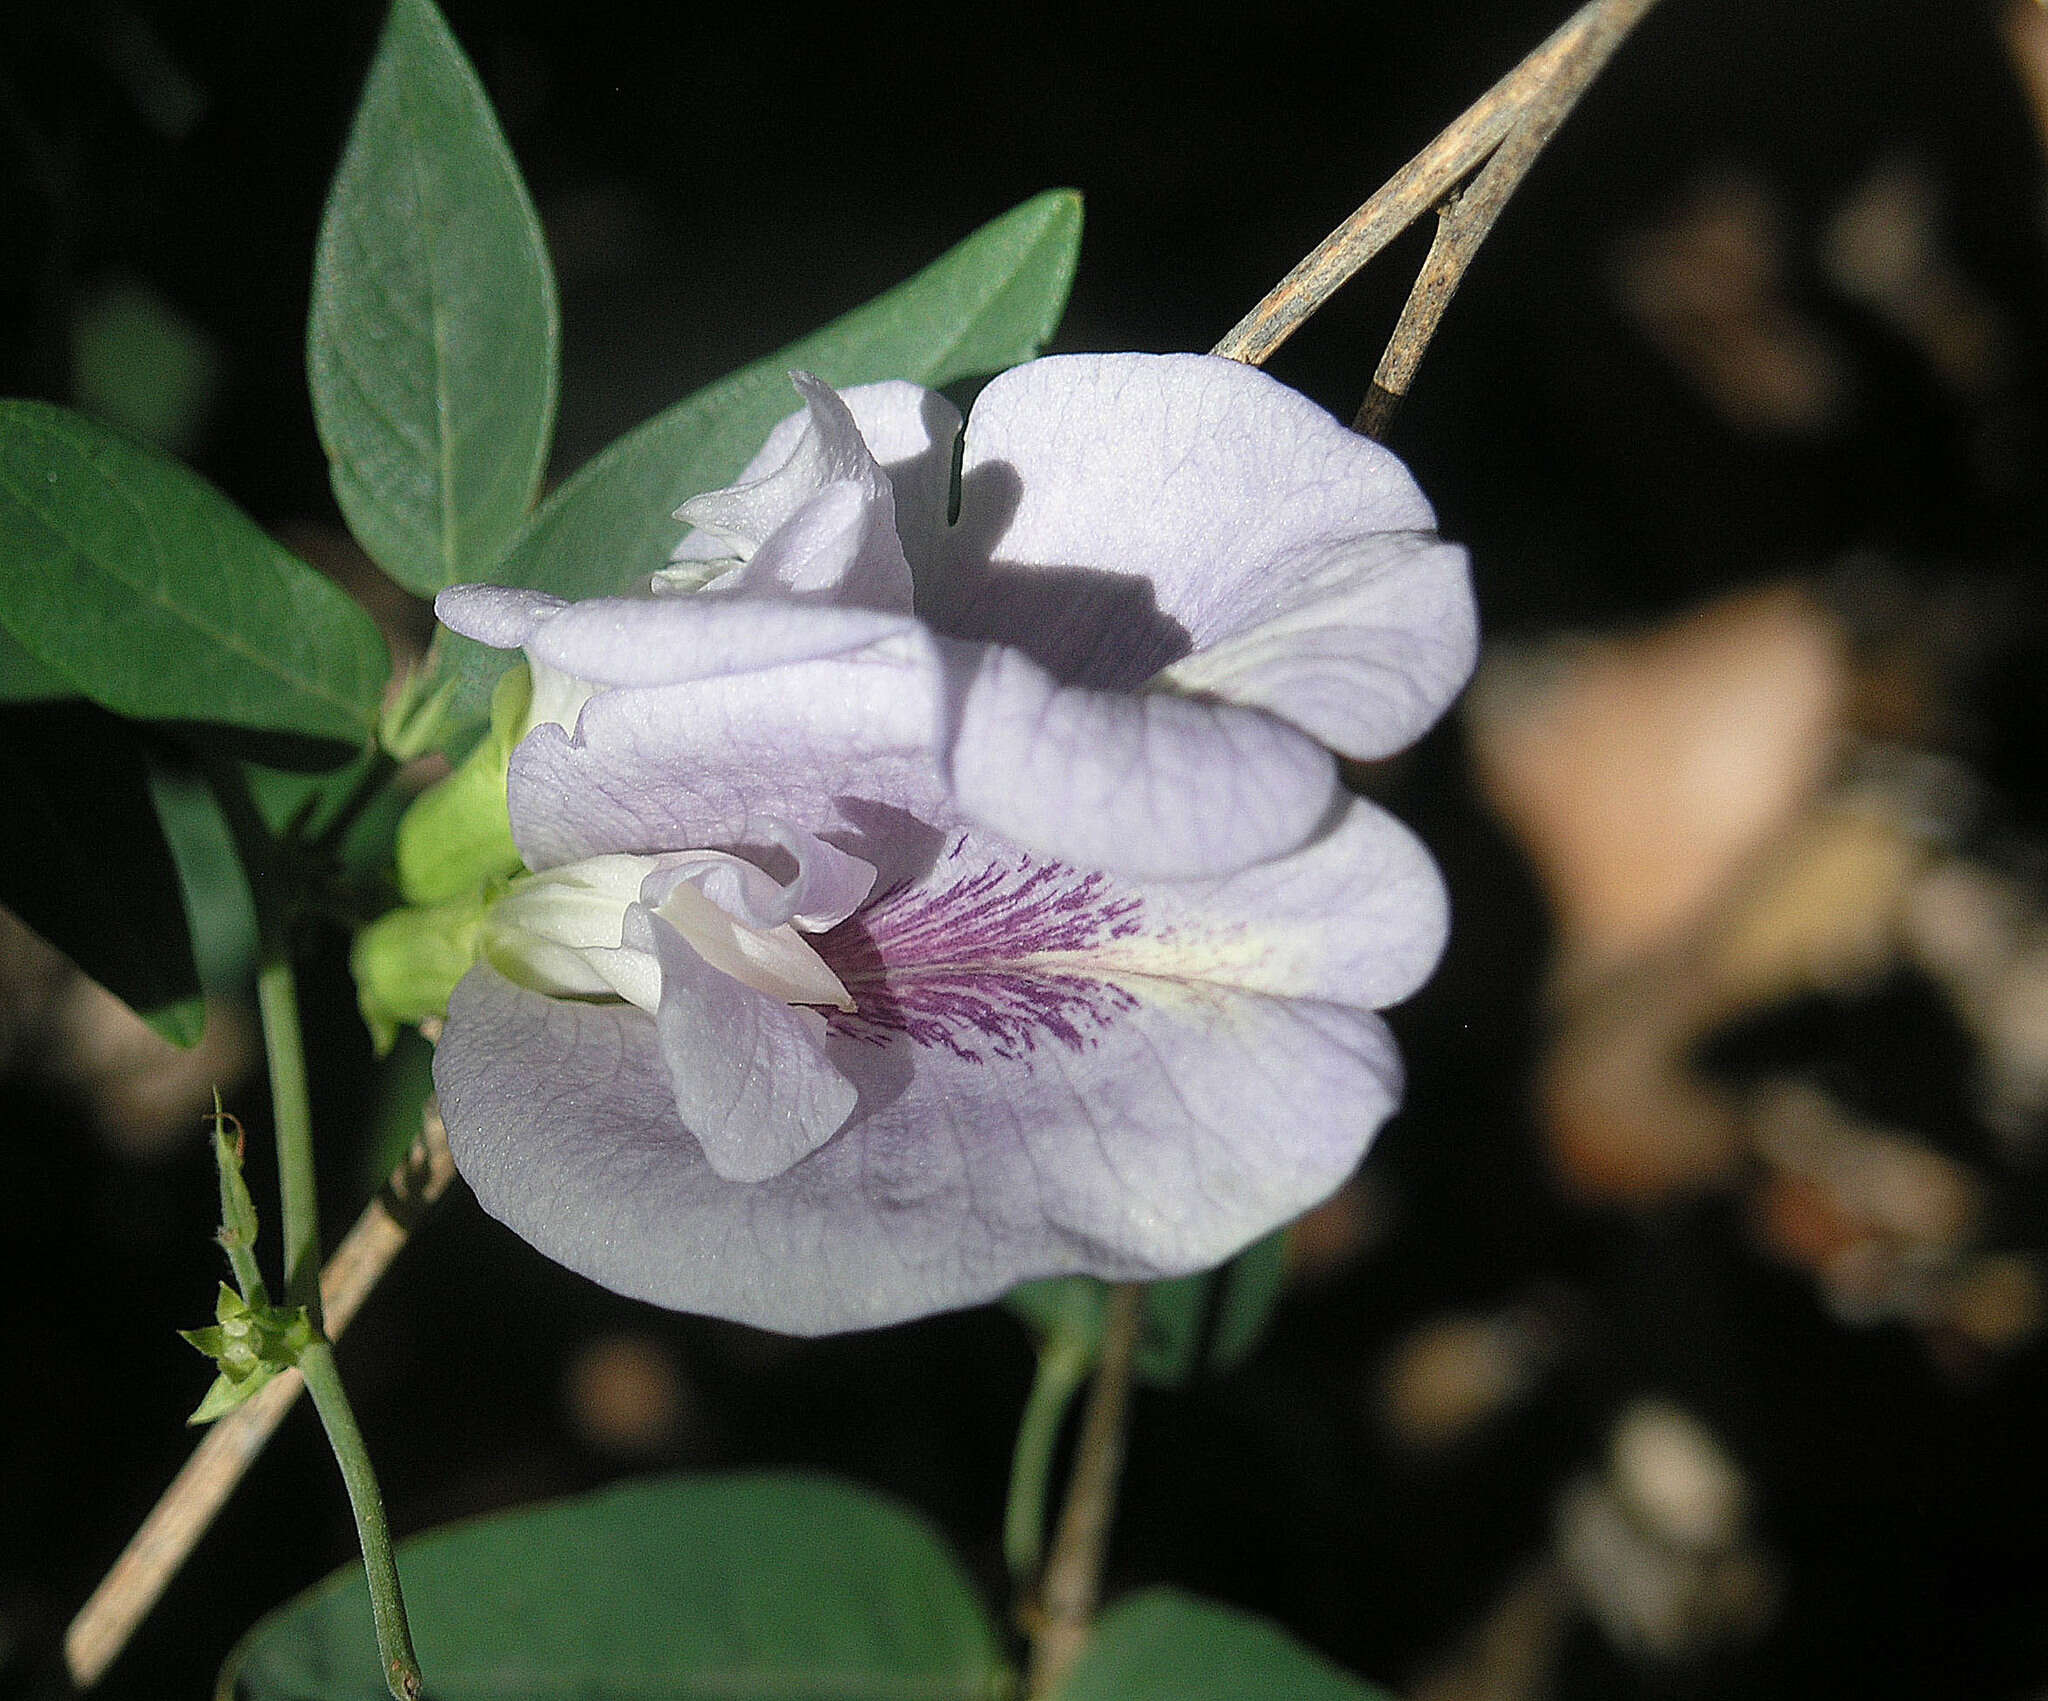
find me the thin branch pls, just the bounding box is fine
[1355,0,1661,436]
[1004,1327,1096,1588]
[1024,1283,1145,1699]
[63,1104,456,1693]
[1211,0,1662,401]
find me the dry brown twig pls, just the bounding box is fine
[64,1102,458,1691]
[1215,0,1663,437]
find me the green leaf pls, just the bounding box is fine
[1007,1230,1288,1388]
[309,0,559,594]
[71,276,222,459]
[1053,1590,1392,1701]
[0,703,204,1046]
[501,187,1081,606]
[222,1473,1010,1701]
[0,622,75,703]
[146,755,262,999]
[0,401,390,745]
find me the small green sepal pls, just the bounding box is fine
[394,664,529,905]
[351,887,493,1053]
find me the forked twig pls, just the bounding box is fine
[1213,0,1663,437]
[63,1104,457,1691]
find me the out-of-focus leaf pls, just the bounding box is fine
[1053,1590,1393,1701]
[222,1473,1009,1701]
[1006,1229,1289,1387]
[360,1026,437,1193]
[0,624,73,703]
[0,703,203,1046]
[308,0,558,595]
[71,276,222,458]
[0,401,389,746]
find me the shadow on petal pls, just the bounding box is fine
[921,458,1195,689]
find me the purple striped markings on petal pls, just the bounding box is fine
[436,789,1446,1333]
[429,352,1474,1333]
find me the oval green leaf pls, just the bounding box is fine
[309,0,559,594]
[0,401,390,745]
[1054,1590,1392,1701]
[222,1472,1010,1701]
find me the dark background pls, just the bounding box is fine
[4,2,2048,1697]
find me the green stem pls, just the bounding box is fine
[1004,1330,1094,1586]
[257,956,322,1316]
[309,751,398,857]
[299,1340,423,1701]
[257,955,423,1701]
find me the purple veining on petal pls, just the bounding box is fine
[815,835,1145,1065]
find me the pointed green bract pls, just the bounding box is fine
[309,0,559,595]
[1053,1590,1393,1701]
[395,663,528,904]
[498,188,1082,606]
[0,401,389,745]
[351,888,491,1054]
[223,1474,1009,1701]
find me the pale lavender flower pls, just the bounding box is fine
[433,353,1475,1334]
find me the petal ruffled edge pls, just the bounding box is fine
[436,958,1403,1333]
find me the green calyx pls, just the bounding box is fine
[352,663,531,1052]
[395,663,531,905]
[351,887,494,1053]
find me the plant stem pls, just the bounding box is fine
[65,1108,457,1692]
[257,956,323,1315]
[308,751,399,858]
[256,954,423,1701]
[298,1339,423,1701]
[1004,1328,1096,1588]
[1025,1283,1144,1699]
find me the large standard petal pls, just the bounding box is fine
[436,956,1399,1334]
[633,907,856,1183]
[1154,530,1478,760]
[942,640,1339,882]
[932,351,1476,753]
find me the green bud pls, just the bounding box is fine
[351,887,493,1054]
[394,664,531,905]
